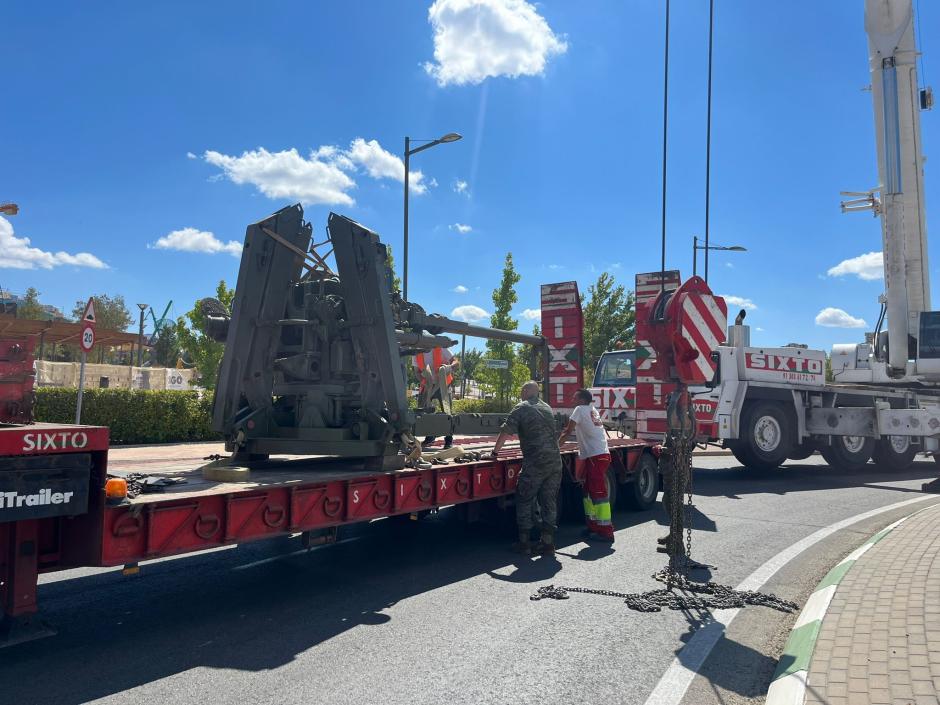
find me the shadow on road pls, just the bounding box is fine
[691,457,939,500]
[1,505,655,705]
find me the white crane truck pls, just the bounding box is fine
[655,0,940,473]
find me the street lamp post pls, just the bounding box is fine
[692,236,746,280]
[136,303,149,367]
[403,132,462,300]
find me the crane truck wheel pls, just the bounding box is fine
[727,442,756,469]
[736,401,794,471]
[619,451,659,510]
[871,436,917,472]
[787,442,818,461]
[821,436,874,472]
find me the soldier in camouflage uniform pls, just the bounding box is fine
[490,381,563,556]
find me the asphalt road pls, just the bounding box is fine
[3,455,940,705]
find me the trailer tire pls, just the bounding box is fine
[737,401,794,471]
[821,436,874,472]
[871,436,917,472]
[620,452,659,511]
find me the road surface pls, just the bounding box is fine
[3,454,939,705]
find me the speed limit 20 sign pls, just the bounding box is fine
[79,297,96,352]
[80,325,95,352]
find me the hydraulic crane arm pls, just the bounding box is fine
[865,0,931,372]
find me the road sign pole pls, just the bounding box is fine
[75,351,87,424]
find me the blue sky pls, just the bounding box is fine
[2,0,938,352]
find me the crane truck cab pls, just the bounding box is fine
[589,349,637,435]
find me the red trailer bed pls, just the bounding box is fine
[0,424,657,645]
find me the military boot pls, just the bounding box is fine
[534,530,555,556]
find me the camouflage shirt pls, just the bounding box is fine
[501,396,562,466]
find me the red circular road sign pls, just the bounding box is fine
[80,325,95,352]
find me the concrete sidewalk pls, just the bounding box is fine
[769,503,940,705]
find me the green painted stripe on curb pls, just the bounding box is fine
[773,620,821,680]
[869,524,896,544]
[816,560,854,591]
[769,511,922,686]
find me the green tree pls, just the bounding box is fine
[581,272,636,379]
[18,287,46,319]
[176,280,235,390]
[71,294,133,331]
[524,323,542,379]
[482,253,521,402]
[486,253,521,361]
[461,348,483,381]
[152,325,181,367]
[385,244,401,295]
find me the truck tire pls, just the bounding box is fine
[788,442,817,461]
[727,442,755,468]
[737,401,794,471]
[871,436,917,472]
[821,436,874,472]
[620,452,659,511]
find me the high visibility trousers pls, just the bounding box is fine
[582,453,614,538]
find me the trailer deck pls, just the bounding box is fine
[0,423,657,645]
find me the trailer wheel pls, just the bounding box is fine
[738,401,794,470]
[871,436,917,472]
[620,452,659,511]
[821,435,874,472]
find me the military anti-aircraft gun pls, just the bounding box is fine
[207,204,550,469]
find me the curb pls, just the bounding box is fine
[764,510,922,705]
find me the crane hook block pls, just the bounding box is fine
[646,276,727,386]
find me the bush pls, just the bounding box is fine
[451,397,514,414]
[34,388,219,445]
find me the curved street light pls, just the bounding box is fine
[693,235,746,279]
[403,132,463,300]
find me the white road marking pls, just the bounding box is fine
[642,494,938,705]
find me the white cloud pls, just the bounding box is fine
[826,251,883,281]
[547,264,564,270]
[202,138,438,205]
[453,284,469,293]
[186,151,197,160]
[0,216,108,270]
[204,147,356,206]
[450,223,473,234]
[755,327,765,332]
[815,307,867,328]
[151,228,242,257]
[725,261,734,269]
[720,295,757,311]
[454,179,469,195]
[520,308,541,320]
[346,138,430,194]
[450,304,490,322]
[424,0,568,87]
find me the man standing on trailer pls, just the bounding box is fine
[559,388,614,543]
[416,349,459,449]
[490,381,563,556]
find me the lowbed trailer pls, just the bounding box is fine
[0,423,659,646]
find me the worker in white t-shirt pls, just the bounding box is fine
[559,388,614,542]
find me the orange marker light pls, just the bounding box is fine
[105,478,128,504]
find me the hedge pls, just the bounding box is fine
[451,397,514,414]
[34,388,218,445]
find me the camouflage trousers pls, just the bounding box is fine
[515,457,563,533]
